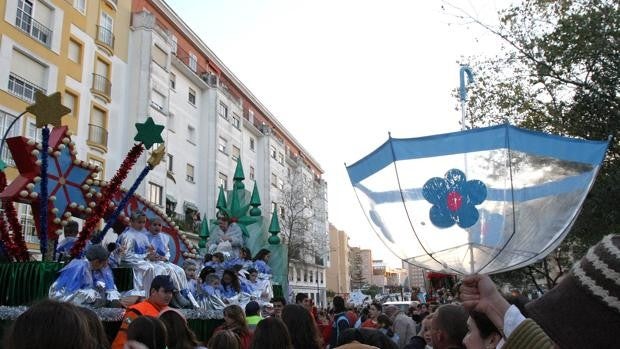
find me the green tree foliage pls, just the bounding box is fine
[454,0,619,287]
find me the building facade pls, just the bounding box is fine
[326,223,351,296]
[0,0,131,256]
[403,261,428,291]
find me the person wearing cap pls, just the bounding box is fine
[245,301,263,332]
[111,275,174,349]
[49,244,121,307]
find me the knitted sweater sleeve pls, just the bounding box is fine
[502,318,556,349]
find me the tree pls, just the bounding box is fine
[279,165,326,274]
[447,0,619,287]
[362,285,383,300]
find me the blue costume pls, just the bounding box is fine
[115,226,155,296]
[56,236,77,255]
[49,258,120,305]
[254,260,272,274]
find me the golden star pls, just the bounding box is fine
[26,91,71,128]
[147,144,166,168]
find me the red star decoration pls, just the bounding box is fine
[0,126,100,238]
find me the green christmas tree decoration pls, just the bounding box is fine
[198,213,209,249]
[249,181,261,216]
[268,207,281,245]
[216,186,227,211]
[233,157,245,190]
[134,117,165,149]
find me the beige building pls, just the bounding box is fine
[326,223,350,295]
[349,247,373,289]
[403,261,427,290]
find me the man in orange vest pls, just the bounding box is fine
[111,275,174,349]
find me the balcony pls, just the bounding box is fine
[87,124,108,149]
[173,45,208,76]
[96,25,115,53]
[7,73,46,103]
[91,73,111,101]
[15,9,52,48]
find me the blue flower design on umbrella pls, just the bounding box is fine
[422,169,487,228]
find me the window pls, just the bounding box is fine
[218,172,228,190]
[93,58,111,98]
[170,35,177,55]
[310,271,313,283]
[186,164,195,183]
[9,50,47,102]
[271,173,277,188]
[279,206,285,218]
[189,52,197,72]
[248,110,254,123]
[74,0,86,13]
[98,11,114,48]
[167,112,175,132]
[249,166,255,180]
[88,106,107,147]
[151,89,165,112]
[278,152,284,165]
[249,137,255,151]
[169,73,176,89]
[218,102,228,120]
[271,201,277,215]
[63,91,78,117]
[68,38,82,63]
[270,145,277,159]
[278,178,284,190]
[232,113,240,128]
[16,0,52,47]
[18,203,37,243]
[148,182,163,206]
[167,153,174,172]
[188,88,196,105]
[0,111,18,166]
[187,125,196,144]
[304,270,307,282]
[232,145,240,161]
[152,45,167,69]
[218,137,227,154]
[26,118,42,142]
[87,157,104,180]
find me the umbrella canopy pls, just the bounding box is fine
[346,124,609,275]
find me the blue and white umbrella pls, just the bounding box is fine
[346,124,609,275]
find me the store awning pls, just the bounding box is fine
[166,194,177,204]
[183,201,198,212]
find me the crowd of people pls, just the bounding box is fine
[3,215,619,349]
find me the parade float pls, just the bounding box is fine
[0,91,286,342]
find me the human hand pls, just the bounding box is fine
[460,275,510,330]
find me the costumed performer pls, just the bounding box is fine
[49,244,121,307]
[241,267,271,303]
[207,211,244,259]
[114,211,155,296]
[111,275,174,349]
[225,246,254,271]
[146,217,198,308]
[55,220,78,261]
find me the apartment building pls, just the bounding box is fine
[326,223,351,296]
[0,0,131,254]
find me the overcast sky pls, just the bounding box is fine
[167,0,509,267]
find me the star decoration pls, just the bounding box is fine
[0,126,100,236]
[26,91,71,128]
[134,117,164,149]
[147,144,166,168]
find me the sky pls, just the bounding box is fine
[166,0,510,267]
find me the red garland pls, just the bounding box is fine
[70,143,144,256]
[0,172,17,261]
[0,171,29,261]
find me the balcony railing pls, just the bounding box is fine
[96,25,115,49]
[8,73,46,103]
[91,73,111,99]
[15,9,52,47]
[174,45,208,76]
[88,124,108,147]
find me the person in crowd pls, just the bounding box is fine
[111,275,174,349]
[355,306,369,328]
[56,220,79,261]
[261,302,274,318]
[77,306,111,349]
[115,211,156,296]
[146,217,196,308]
[281,304,323,349]
[221,269,242,299]
[335,328,397,349]
[330,295,351,347]
[204,252,226,277]
[207,330,241,349]
[227,246,254,270]
[462,311,501,349]
[241,267,270,301]
[2,299,98,349]
[361,302,382,328]
[159,308,206,349]
[461,234,620,349]
[49,244,121,307]
[107,242,120,268]
[183,259,198,298]
[430,304,468,349]
[378,314,400,345]
[213,304,253,349]
[385,305,416,349]
[200,273,222,297]
[249,316,293,349]
[418,314,434,349]
[270,296,286,318]
[295,292,313,316]
[245,301,263,332]
[252,248,272,274]
[208,211,244,259]
[317,308,332,345]
[126,316,167,349]
[345,303,359,327]
[404,336,428,349]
